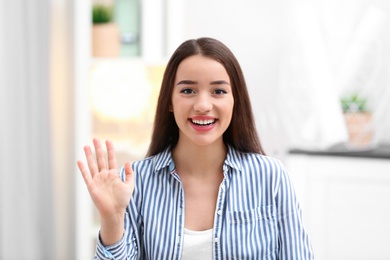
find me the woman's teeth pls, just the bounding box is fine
[191,119,215,125]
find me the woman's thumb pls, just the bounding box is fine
[124,162,134,185]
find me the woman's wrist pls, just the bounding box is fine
[99,212,125,246]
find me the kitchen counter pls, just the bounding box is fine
[289,143,390,159]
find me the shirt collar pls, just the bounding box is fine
[153,147,173,173]
[152,145,243,173]
[224,145,243,171]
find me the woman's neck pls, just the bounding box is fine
[172,140,227,178]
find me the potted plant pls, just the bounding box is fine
[341,93,373,146]
[91,4,120,57]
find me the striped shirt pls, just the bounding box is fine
[95,146,314,259]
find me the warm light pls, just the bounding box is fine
[90,59,153,121]
[89,58,165,161]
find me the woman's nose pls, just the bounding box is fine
[194,93,212,112]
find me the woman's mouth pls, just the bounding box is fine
[189,118,217,132]
[190,119,216,126]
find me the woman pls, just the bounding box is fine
[78,37,314,259]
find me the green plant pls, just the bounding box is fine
[341,93,368,113]
[92,5,113,24]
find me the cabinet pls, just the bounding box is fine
[286,152,390,260]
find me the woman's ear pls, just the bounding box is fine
[169,105,173,112]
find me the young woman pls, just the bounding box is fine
[77,37,314,259]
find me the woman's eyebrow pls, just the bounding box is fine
[176,80,230,85]
[210,80,230,85]
[176,80,197,85]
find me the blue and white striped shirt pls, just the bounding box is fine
[95,146,314,259]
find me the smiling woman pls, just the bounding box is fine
[170,55,234,147]
[77,37,314,259]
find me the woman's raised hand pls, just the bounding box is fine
[77,138,135,222]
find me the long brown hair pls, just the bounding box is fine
[146,37,265,156]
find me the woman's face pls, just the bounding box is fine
[171,55,234,147]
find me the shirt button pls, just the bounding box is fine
[217,210,222,215]
[215,237,219,243]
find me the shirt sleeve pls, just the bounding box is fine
[94,230,127,259]
[276,164,314,259]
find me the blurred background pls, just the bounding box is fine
[1,0,390,259]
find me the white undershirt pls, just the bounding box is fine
[181,228,213,259]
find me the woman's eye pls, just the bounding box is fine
[214,89,227,95]
[180,88,195,94]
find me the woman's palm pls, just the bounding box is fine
[77,139,134,220]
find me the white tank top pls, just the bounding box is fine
[181,228,213,259]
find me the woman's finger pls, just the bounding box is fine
[124,162,134,186]
[93,138,107,171]
[77,160,92,187]
[106,140,117,170]
[84,145,99,178]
